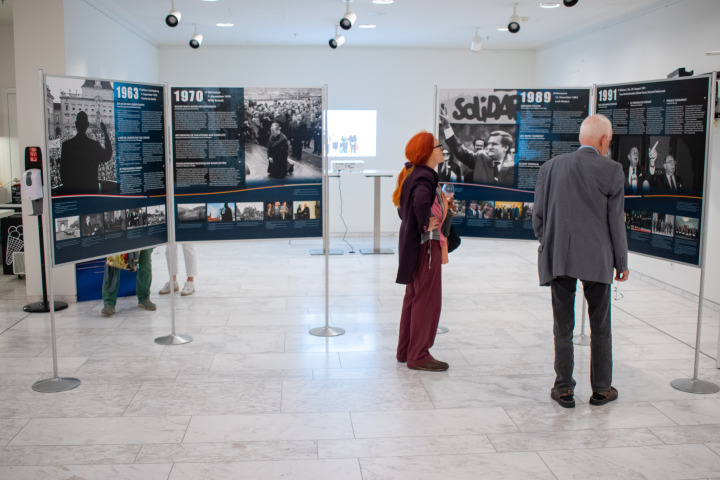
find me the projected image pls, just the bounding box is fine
[327,110,377,157]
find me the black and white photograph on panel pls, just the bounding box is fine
[652,212,675,237]
[522,202,534,221]
[675,216,699,240]
[146,205,166,225]
[80,213,104,236]
[104,209,126,232]
[55,216,81,240]
[235,202,264,221]
[207,202,235,222]
[178,203,206,222]
[452,199,466,218]
[292,201,319,220]
[125,207,147,229]
[242,87,323,184]
[45,77,118,195]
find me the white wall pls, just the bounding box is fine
[0,25,18,201]
[159,46,535,236]
[535,0,720,304]
[0,25,15,89]
[64,0,159,83]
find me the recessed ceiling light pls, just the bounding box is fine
[216,23,234,27]
[539,2,561,8]
[372,0,394,4]
[358,24,376,29]
[497,27,509,31]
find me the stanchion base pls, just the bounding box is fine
[437,325,449,334]
[359,248,394,255]
[309,249,344,255]
[573,334,591,346]
[670,378,720,394]
[309,326,345,337]
[23,301,69,313]
[154,333,193,345]
[32,377,81,393]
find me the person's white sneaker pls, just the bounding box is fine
[159,281,179,295]
[181,281,195,296]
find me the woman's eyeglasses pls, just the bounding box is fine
[434,144,443,149]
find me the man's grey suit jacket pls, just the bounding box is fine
[533,146,628,286]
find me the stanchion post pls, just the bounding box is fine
[670,72,718,394]
[32,71,81,392]
[154,83,192,346]
[310,98,344,337]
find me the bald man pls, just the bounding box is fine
[533,114,629,409]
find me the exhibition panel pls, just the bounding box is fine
[44,75,168,265]
[171,86,324,243]
[597,75,712,266]
[436,87,590,240]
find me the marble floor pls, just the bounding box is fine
[1,237,719,480]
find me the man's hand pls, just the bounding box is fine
[615,269,630,282]
[439,114,449,130]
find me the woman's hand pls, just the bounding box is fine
[427,216,440,231]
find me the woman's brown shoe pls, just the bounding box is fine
[408,358,449,372]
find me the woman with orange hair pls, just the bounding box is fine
[393,131,451,372]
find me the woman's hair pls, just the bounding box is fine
[392,131,435,207]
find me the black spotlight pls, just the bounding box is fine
[563,0,578,6]
[508,4,520,34]
[189,33,203,49]
[339,0,356,31]
[166,10,181,27]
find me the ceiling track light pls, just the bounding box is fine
[165,0,181,27]
[189,24,203,49]
[508,3,521,33]
[563,0,579,6]
[470,28,482,52]
[340,0,357,31]
[329,25,345,49]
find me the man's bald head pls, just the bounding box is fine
[579,114,613,156]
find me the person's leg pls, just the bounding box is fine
[181,243,198,280]
[180,243,197,295]
[101,264,120,307]
[406,241,443,368]
[136,249,153,303]
[582,280,613,393]
[396,282,415,363]
[550,276,578,392]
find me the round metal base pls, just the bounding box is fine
[309,326,345,337]
[573,334,591,346]
[23,301,69,313]
[154,333,193,345]
[437,325,449,334]
[671,378,720,394]
[32,377,81,393]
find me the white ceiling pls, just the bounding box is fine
[3,0,680,50]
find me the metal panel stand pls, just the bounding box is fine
[360,173,393,255]
[310,97,344,338]
[154,83,192,346]
[671,72,718,395]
